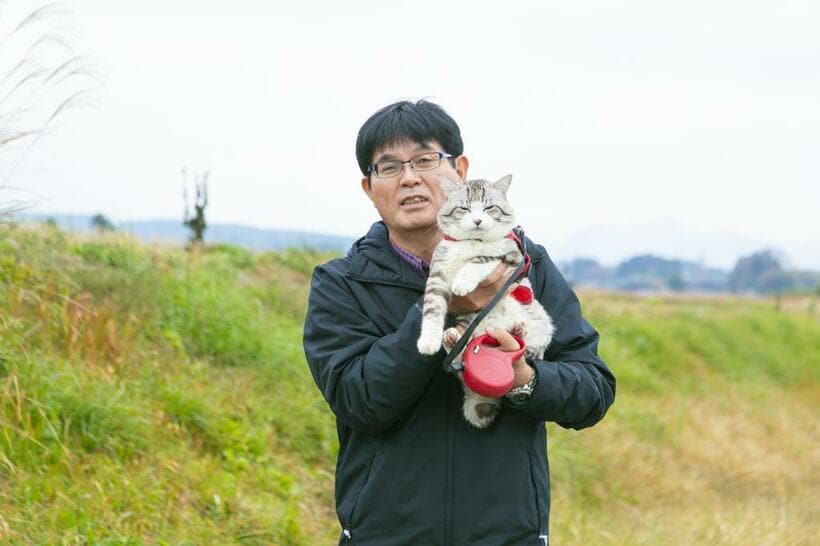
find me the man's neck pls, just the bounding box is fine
[388,229,441,263]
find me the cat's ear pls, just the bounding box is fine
[493,174,513,194]
[437,175,460,194]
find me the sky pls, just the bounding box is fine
[1,0,818,269]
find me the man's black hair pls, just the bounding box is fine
[356,99,464,177]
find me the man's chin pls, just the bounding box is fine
[391,216,438,235]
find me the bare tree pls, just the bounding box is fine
[90,212,113,232]
[181,166,209,246]
[0,1,100,217]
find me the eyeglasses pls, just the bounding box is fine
[368,151,454,179]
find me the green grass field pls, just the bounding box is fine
[1,224,817,545]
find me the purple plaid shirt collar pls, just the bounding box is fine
[389,238,430,279]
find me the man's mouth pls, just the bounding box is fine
[400,196,428,205]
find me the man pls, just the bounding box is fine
[303,100,616,545]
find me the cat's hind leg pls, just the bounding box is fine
[509,320,527,338]
[442,316,474,353]
[442,327,461,352]
[461,382,501,428]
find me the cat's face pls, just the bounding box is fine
[437,175,515,241]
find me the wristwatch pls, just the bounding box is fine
[505,362,537,403]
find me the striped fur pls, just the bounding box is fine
[416,175,554,428]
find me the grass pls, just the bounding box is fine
[0,224,338,544]
[1,223,818,544]
[548,292,819,545]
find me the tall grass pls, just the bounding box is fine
[0,1,100,215]
[1,224,337,544]
[1,224,817,544]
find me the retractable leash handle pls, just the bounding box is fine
[462,333,526,397]
[442,226,529,387]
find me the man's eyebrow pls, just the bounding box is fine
[373,142,434,163]
[373,152,398,163]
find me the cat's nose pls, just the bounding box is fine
[473,218,482,226]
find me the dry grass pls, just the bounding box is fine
[549,291,819,545]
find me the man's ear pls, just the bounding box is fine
[455,155,469,180]
[361,177,374,201]
[493,174,513,194]
[437,175,460,194]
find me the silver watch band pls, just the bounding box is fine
[506,363,537,399]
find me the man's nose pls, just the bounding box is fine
[398,163,422,185]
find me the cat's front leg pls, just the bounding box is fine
[450,261,500,296]
[418,318,446,355]
[417,263,451,355]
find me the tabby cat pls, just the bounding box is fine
[417,175,554,428]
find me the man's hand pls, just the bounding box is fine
[486,327,534,389]
[449,263,513,315]
[446,324,534,389]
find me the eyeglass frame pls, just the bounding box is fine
[367,151,455,179]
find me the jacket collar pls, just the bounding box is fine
[346,222,427,290]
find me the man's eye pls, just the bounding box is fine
[378,163,400,175]
[414,157,434,167]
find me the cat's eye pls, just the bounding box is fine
[484,206,500,213]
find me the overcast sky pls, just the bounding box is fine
[2,0,818,269]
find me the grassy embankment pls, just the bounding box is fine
[0,223,818,545]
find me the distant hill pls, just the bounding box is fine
[561,254,730,293]
[12,213,819,295]
[561,253,819,294]
[15,213,355,254]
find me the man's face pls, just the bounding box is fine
[361,139,469,241]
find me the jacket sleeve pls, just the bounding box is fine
[509,246,616,429]
[303,264,441,434]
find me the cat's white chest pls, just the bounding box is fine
[442,240,506,276]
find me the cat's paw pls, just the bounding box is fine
[417,331,443,355]
[450,277,477,297]
[510,321,527,338]
[442,327,462,351]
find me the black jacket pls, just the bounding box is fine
[303,222,615,546]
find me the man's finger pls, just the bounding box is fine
[486,327,520,352]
